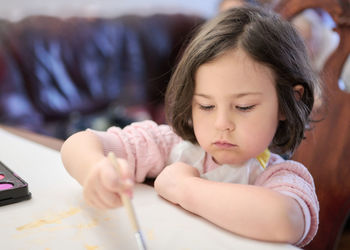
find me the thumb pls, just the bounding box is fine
[104,153,134,193]
[115,158,134,197]
[115,158,134,181]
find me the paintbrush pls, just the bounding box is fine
[108,152,147,250]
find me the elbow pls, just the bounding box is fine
[60,132,77,173]
[60,132,80,163]
[60,131,90,170]
[275,198,305,245]
[61,130,91,153]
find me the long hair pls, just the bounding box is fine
[165,6,319,156]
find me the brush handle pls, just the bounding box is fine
[107,152,147,250]
[120,193,140,232]
[107,152,139,230]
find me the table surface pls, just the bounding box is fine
[0,128,300,250]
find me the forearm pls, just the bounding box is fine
[60,130,105,185]
[179,177,304,244]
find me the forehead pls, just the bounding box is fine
[194,48,276,93]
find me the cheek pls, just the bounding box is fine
[238,120,278,157]
[192,116,205,136]
[261,120,279,145]
[241,106,279,146]
[192,112,212,142]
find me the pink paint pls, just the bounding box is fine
[0,174,4,180]
[0,183,13,190]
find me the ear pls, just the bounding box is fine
[278,85,305,121]
[293,85,304,101]
[278,110,286,121]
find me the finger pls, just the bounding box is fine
[87,193,105,209]
[101,160,134,192]
[117,158,134,180]
[83,175,119,209]
[115,158,135,196]
[83,175,97,208]
[86,184,120,210]
[95,172,123,208]
[94,189,121,209]
[83,187,106,209]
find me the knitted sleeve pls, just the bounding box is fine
[88,120,182,182]
[254,160,319,247]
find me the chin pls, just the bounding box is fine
[212,154,247,166]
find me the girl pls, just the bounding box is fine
[61,6,319,247]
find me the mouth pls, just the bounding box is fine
[213,141,237,149]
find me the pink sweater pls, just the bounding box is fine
[90,120,319,247]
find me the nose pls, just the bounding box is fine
[214,108,235,131]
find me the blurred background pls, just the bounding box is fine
[0,0,220,20]
[0,0,347,137]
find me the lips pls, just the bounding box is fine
[213,141,237,149]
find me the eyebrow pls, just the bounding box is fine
[194,92,263,99]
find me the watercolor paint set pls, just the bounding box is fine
[0,161,31,206]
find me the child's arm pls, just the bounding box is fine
[61,120,182,209]
[61,130,133,209]
[154,162,305,245]
[61,131,105,185]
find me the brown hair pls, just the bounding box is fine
[165,6,319,156]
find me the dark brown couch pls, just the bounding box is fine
[0,13,204,139]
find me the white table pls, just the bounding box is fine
[0,128,300,250]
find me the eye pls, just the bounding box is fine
[236,105,256,112]
[199,104,215,111]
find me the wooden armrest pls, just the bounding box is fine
[0,125,63,151]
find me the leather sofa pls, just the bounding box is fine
[0,13,204,139]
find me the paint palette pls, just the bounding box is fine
[0,161,31,206]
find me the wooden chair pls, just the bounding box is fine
[275,0,350,249]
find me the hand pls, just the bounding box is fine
[82,157,134,209]
[154,162,199,205]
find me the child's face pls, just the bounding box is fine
[192,49,281,165]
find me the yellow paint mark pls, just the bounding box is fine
[16,207,81,231]
[41,224,70,232]
[76,218,99,229]
[147,229,154,241]
[85,245,99,250]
